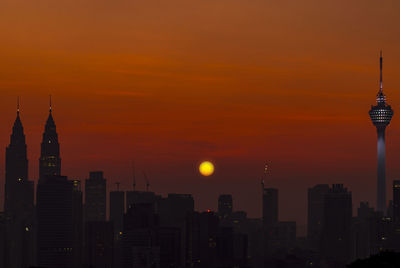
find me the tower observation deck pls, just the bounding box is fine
[369,52,394,213]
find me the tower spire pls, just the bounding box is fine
[369,52,394,214]
[380,50,383,93]
[49,95,52,112]
[17,96,20,115]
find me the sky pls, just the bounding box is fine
[1,0,400,233]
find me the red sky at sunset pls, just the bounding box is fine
[1,0,400,233]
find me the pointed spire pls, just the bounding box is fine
[49,94,52,113]
[380,50,383,93]
[17,96,20,115]
[376,51,386,105]
[45,95,56,131]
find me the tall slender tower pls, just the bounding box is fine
[5,99,29,214]
[5,100,35,268]
[39,97,61,181]
[369,52,394,213]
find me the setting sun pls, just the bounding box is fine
[199,161,214,176]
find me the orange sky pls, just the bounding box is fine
[1,0,400,230]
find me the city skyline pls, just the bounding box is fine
[0,52,398,232]
[2,0,400,230]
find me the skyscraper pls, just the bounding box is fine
[262,186,278,229]
[369,52,394,213]
[85,171,107,222]
[4,103,35,268]
[321,184,352,264]
[5,102,33,215]
[72,180,83,268]
[37,175,75,267]
[39,100,61,181]
[110,188,125,237]
[393,180,400,223]
[218,194,233,219]
[110,188,125,268]
[307,184,329,249]
[85,221,114,268]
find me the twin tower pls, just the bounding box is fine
[5,100,61,214]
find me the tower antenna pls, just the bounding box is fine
[17,96,20,114]
[380,50,383,93]
[143,171,149,192]
[262,162,268,188]
[49,94,52,112]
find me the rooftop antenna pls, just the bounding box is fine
[49,94,52,112]
[380,50,383,93]
[17,96,20,114]
[261,162,268,189]
[132,161,136,191]
[116,182,120,191]
[143,171,149,192]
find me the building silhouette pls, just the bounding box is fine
[369,52,394,213]
[110,187,125,268]
[72,180,83,268]
[393,180,400,223]
[321,184,352,264]
[307,184,329,249]
[218,194,233,220]
[122,203,160,268]
[39,100,61,180]
[126,190,159,212]
[110,187,125,238]
[85,221,114,268]
[4,104,35,268]
[262,186,278,229]
[36,175,75,268]
[158,193,194,266]
[85,171,107,222]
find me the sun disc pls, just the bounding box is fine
[199,161,214,176]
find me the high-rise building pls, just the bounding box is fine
[262,187,278,229]
[85,221,114,268]
[321,184,352,264]
[369,52,394,213]
[158,193,194,226]
[126,190,159,212]
[39,100,61,181]
[37,175,75,267]
[307,184,329,248]
[72,180,83,268]
[158,193,194,266]
[4,104,35,268]
[122,203,160,268]
[110,189,125,237]
[393,180,400,223]
[85,171,107,222]
[218,194,233,219]
[189,211,219,267]
[110,188,124,268]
